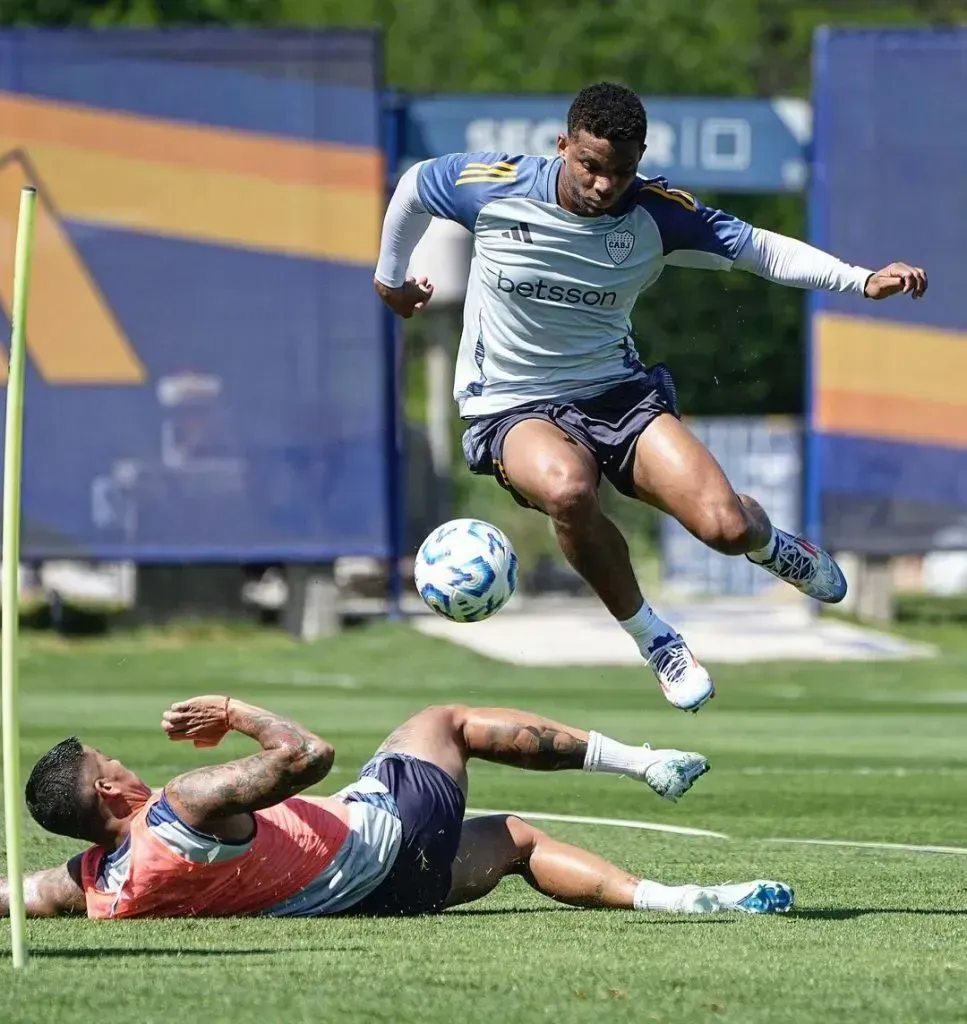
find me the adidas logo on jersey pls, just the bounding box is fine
[500,223,533,244]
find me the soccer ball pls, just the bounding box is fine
[414,519,519,623]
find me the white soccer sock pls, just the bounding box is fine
[583,730,655,777]
[633,879,689,912]
[618,601,669,657]
[746,525,778,563]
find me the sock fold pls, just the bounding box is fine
[583,730,653,776]
[747,526,778,563]
[633,879,683,912]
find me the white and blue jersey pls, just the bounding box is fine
[414,152,752,417]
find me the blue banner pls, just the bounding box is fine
[807,27,967,554]
[0,29,388,562]
[401,95,811,193]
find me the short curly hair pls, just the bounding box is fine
[567,82,647,147]
[25,737,99,841]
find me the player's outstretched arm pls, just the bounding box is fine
[732,227,928,300]
[649,186,927,301]
[161,696,334,841]
[0,856,86,918]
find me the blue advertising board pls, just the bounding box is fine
[808,28,967,554]
[400,95,811,192]
[0,29,389,562]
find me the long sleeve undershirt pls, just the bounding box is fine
[374,162,873,297]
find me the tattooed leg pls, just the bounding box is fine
[459,709,588,771]
[374,704,709,804]
[375,705,589,792]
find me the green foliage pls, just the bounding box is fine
[896,593,967,624]
[0,0,281,25]
[634,191,808,416]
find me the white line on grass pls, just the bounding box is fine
[736,766,967,777]
[464,807,730,839]
[763,837,967,856]
[465,808,967,855]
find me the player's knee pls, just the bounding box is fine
[541,469,598,525]
[694,502,754,555]
[422,704,470,732]
[504,814,542,864]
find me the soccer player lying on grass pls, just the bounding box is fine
[1,696,792,920]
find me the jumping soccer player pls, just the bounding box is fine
[373,81,928,713]
[1,694,792,919]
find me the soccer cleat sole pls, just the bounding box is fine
[664,683,715,714]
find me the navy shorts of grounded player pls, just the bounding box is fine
[462,366,680,511]
[337,752,466,917]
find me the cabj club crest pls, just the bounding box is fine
[605,230,635,265]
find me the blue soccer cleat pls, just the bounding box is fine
[748,529,848,604]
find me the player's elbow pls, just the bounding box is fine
[284,738,335,783]
[303,738,336,780]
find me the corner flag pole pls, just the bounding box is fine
[3,186,37,969]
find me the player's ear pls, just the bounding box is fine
[93,777,120,798]
[556,133,569,158]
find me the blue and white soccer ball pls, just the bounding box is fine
[414,518,519,623]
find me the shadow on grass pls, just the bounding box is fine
[793,908,967,920]
[444,907,736,923]
[9,945,370,959]
[443,907,568,916]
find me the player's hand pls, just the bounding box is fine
[162,695,232,749]
[864,263,928,300]
[374,276,434,318]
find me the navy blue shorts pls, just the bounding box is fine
[342,752,465,917]
[461,366,680,510]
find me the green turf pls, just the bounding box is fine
[3,621,967,1023]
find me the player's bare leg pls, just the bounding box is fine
[633,414,848,603]
[445,814,794,915]
[378,704,710,803]
[500,420,713,711]
[501,420,641,619]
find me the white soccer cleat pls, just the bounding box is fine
[747,529,847,604]
[666,885,723,914]
[645,632,715,712]
[639,748,710,802]
[678,880,795,915]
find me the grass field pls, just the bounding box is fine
[3,618,967,1023]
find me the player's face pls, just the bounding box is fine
[557,130,644,215]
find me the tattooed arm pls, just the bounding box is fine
[1,857,86,918]
[161,696,335,841]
